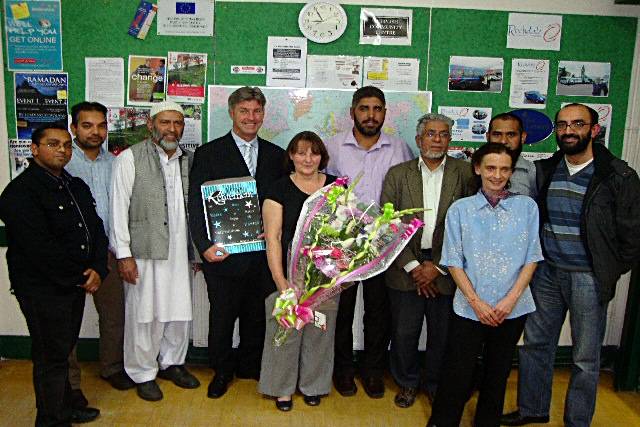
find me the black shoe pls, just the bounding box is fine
[361,375,385,399]
[303,395,321,406]
[275,397,293,412]
[70,389,88,409]
[207,374,232,398]
[136,380,163,401]
[101,371,136,390]
[334,374,357,396]
[394,387,417,408]
[500,410,550,426]
[70,407,100,423]
[157,365,200,389]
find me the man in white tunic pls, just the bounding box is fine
[110,101,199,401]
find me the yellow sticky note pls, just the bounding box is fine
[57,90,67,100]
[10,2,30,20]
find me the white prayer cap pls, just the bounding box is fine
[150,101,184,117]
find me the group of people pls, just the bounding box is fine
[1,85,639,427]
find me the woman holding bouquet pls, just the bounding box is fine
[258,131,338,411]
[427,143,543,427]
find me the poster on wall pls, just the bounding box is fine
[4,0,63,71]
[85,57,125,107]
[127,55,167,106]
[448,56,503,93]
[8,139,32,179]
[509,59,549,109]
[180,104,203,151]
[506,13,562,51]
[556,61,611,97]
[438,106,492,142]
[363,57,419,91]
[14,72,68,140]
[359,8,412,46]
[266,36,307,88]
[167,52,207,104]
[157,0,214,36]
[306,55,362,89]
[561,102,612,147]
[106,107,150,154]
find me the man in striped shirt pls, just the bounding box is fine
[501,103,640,427]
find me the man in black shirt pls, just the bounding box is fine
[0,123,108,426]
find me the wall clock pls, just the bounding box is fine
[298,1,347,44]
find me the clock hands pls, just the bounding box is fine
[314,6,324,22]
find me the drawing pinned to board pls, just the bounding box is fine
[556,61,611,97]
[506,13,562,51]
[509,59,549,109]
[167,52,207,104]
[448,56,503,93]
[438,106,492,142]
[127,55,167,105]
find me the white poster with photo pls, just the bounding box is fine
[267,37,307,88]
[561,102,612,147]
[359,8,412,46]
[85,57,125,107]
[507,13,562,51]
[509,59,549,109]
[9,139,32,178]
[157,0,214,36]
[306,55,362,89]
[180,104,203,151]
[363,57,419,91]
[557,61,611,97]
[448,56,503,93]
[438,106,492,142]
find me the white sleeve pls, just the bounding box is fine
[109,150,135,259]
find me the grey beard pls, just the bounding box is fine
[423,150,445,159]
[159,139,178,150]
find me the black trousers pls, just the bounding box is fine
[17,291,85,427]
[429,314,526,427]
[333,273,390,377]
[203,260,275,377]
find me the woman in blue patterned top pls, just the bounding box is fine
[428,143,543,427]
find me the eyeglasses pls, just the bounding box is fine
[42,142,73,150]
[555,121,592,131]
[424,131,451,139]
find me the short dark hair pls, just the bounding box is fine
[489,112,524,133]
[471,142,518,190]
[284,131,330,172]
[31,122,69,145]
[351,86,385,108]
[228,86,267,110]
[555,103,599,124]
[70,101,107,125]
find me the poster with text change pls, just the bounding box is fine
[14,72,68,140]
[127,55,167,106]
[4,0,63,71]
[167,52,207,104]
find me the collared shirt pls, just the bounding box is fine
[419,156,446,250]
[325,130,414,204]
[440,191,543,321]
[65,141,114,238]
[231,130,258,176]
[510,156,537,198]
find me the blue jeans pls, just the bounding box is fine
[517,262,608,427]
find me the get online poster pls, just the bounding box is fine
[127,55,167,106]
[4,0,63,71]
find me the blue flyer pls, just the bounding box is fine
[14,72,68,140]
[4,0,63,71]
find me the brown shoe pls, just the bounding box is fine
[361,375,385,399]
[394,387,418,408]
[334,374,357,396]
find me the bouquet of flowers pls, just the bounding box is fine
[272,176,424,346]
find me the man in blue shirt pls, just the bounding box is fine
[65,102,135,407]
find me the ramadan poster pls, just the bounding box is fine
[14,72,68,140]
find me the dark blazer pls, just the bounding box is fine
[381,156,475,294]
[0,162,109,297]
[188,132,286,277]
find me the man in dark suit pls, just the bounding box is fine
[381,113,474,408]
[188,87,286,398]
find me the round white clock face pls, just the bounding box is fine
[298,1,347,44]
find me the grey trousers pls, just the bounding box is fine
[259,291,338,397]
[69,255,125,388]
